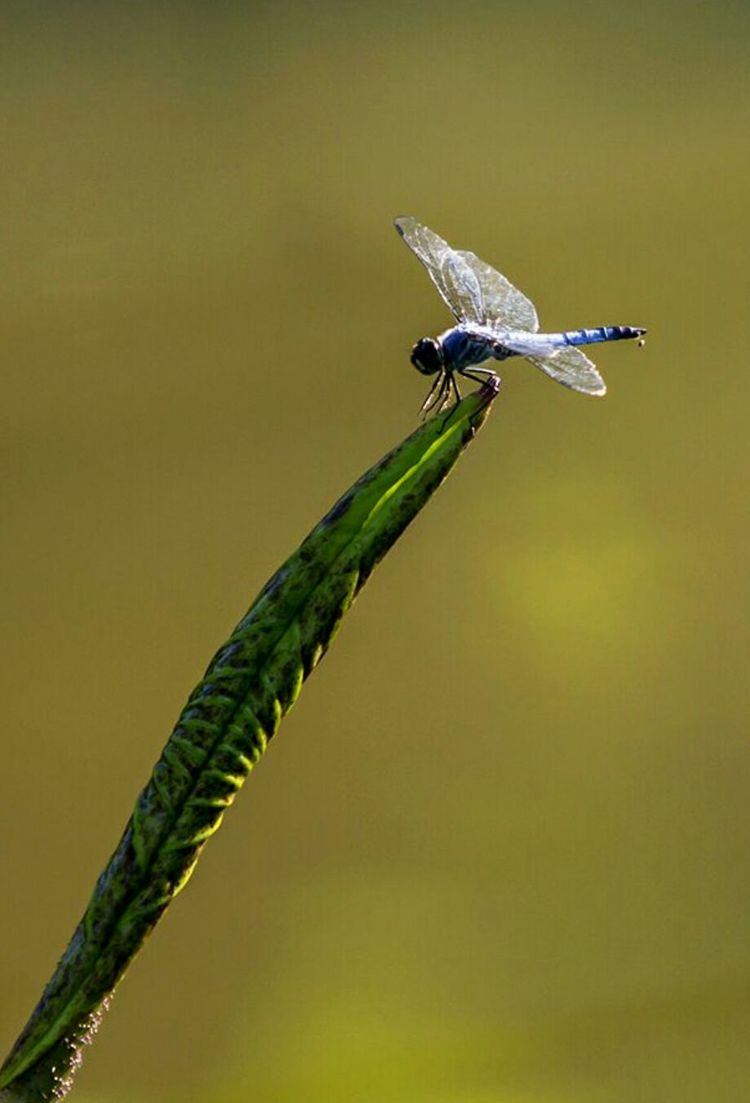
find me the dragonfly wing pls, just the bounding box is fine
[395,216,485,324]
[527,345,606,396]
[455,250,539,333]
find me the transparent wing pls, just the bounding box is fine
[455,250,539,333]
[395,216,484,325]
[527,345,606,396]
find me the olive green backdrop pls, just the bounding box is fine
[2,2,748,1101]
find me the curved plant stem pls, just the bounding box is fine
[0,379,499,1101]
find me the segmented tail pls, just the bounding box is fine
[562,325,646,347]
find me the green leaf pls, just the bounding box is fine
[0,380,499,1101]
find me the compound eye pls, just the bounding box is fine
[410,338,442,376]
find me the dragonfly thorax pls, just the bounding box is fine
[410,336,443,376]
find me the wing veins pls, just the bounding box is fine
[395,216,484,324]
[527,346,606,396]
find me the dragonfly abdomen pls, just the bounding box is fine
[561,325,646,347]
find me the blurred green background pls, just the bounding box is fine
[2,2,748,1101]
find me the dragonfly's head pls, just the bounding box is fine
[410,337,443,376]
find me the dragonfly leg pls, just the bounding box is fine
[434,377,459,433]
[434,373,465,430]
[420,371,448,417]
[433,374,454,415]
[460,366,497,385]
[421,375,445,416]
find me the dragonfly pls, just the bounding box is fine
[395,216,646,416]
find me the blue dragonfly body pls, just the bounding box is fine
[395,217,646,415]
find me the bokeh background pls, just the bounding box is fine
[2,2,749,1101]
